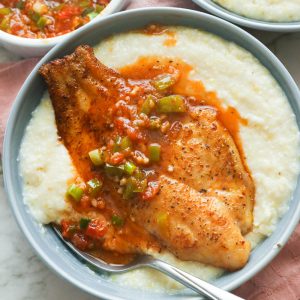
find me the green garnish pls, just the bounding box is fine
[67,184,84,202]
[124,161,137,175]
[0,17,9,30]
[149,116,162,130]
[141,95,155,115]
[87,11,98,20]
[111,215,124,227]
[82,7,94,16]
[157,95,186,113]
[123,177,147,199]
[0,8,11,15]
[148,143,161,162]
[79,218,91,229]
[87,178,103,197]
[95,4,104,13]
[37,16,48,29]
[153,74,176,91]
[16,0,25,9]
[120,136,132,150]
[79,0,90,7]
[104,164,125,177]
[89,148,105,166]
[28,10,40,22]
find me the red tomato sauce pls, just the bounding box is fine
[0,0,110,38]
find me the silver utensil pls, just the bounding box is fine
[52,226,244,300]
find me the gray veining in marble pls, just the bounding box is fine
[1,16,300,300]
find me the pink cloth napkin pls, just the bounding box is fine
[0,1,299,299]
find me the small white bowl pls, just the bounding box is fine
[193,0,300,32]
[0,0,127,57]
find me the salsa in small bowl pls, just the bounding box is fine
[0,0,126,57]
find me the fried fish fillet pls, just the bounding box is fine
[40,45,252,270]
[161,106,255,234]
[131,175,250,270]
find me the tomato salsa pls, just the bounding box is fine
[0,0,110,38]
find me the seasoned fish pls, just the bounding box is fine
[40,45,253,270]
[161,106,254,234]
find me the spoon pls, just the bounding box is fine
[52,226,244,300]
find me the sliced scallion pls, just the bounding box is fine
[111,215,124,227]
[79,218,91,229]
[148,143,161,162]
[67,184,84,202]
[157,95,186,113]
[87,178,103,197]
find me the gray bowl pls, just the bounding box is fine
[193,0,300,32]
[3,7,300,300]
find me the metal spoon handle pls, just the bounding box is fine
[148,259,244,300]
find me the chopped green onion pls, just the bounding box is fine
[111,215,124,227]
[29,10,40,22]
[89,148,105,166]
[149,116,162,130]
[0,8,11,15]
[79,0,90,7]
[87,178,103,197]
[123,177,147,199]
[82,7,94,16]
[37,16,48,29]
[153,74,176,91]
[95,4,105,13]
[79,218,91,229]
[67,184,84,202]
[156,212,168,226]
[88,11,98,20]
[133,168,144,180]
[104,164,124,177]
[120,136,132,150]
[148,143,161,162]
[0,16,9,30]
[141,95,155,115]
[16,1,25,10]
[113,136,122,153]
[113,136,132,152]
[124,161,137,175]
[157,95,186,113]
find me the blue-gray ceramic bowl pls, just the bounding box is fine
[3,7,300,300]
[193,0,300,32]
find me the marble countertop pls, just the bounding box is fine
[1,19,300,300]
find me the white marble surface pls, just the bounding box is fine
[1,15,300,300]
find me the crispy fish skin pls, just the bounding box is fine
[39,45,252,270]
[39,45,129,180]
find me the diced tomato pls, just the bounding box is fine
[61,220,72,238]
[85,217,108,239]
[109,152,125,165]
[71,232,88,251]
[141,181,160,200]
[56,5,81,20]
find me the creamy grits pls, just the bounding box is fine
[212,0,300,22]
[19,26,300,292]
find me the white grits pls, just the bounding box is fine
[212,0,300,22]
[19,26,300,292]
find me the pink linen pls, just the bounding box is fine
[0,1,299,299]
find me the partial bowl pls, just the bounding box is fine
[3,7,300,300]
[193,0,300,32]
[0,0,126,58]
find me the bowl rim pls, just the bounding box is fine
[193,0,300,32]
[3,7,300,300]
[0,0,126,48]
